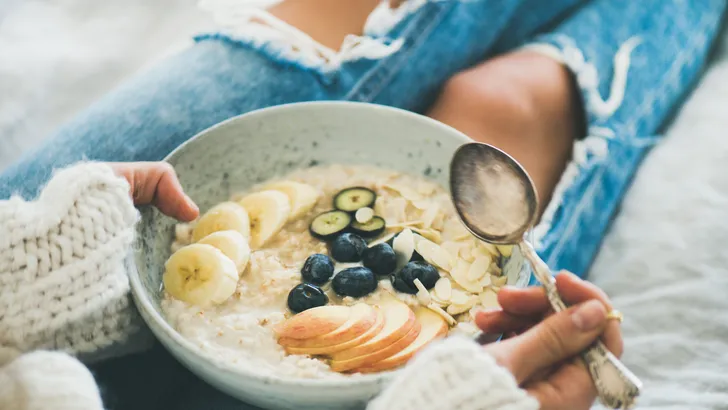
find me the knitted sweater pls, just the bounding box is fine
[0,163,539,410]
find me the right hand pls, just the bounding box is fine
[476,272,623,410]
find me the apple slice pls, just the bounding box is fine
[285,308,385,356]
[330,300,416,362]
[278,303,378,349]
[329,319,421,373]
[273,305,351,340]
[355,306,448,373]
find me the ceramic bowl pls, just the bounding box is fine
[129,101,532,410]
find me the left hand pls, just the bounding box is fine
[108,162,199,222]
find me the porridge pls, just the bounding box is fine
[161,164,513,379]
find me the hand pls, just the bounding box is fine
[108,162,199,222]
[476,271,623,410]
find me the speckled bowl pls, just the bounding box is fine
[129,102,532,410]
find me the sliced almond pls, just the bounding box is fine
[449,260,483,294]
[488,263,502,276]
[411,227,442,244]
[479,273,492,287]
[447,296,477,315]
[459,244,475,263]
[355,207,374,224]
[368,232,396,248]
[496,244,514,257]
[382,183,422,202]
[421,203,440,228]
[479,288,500,309]
[427,303,457,326]
[387,220,424,229]
[415,239,452,271]
[384,197,408,224]
[467,255,491,282]
[392,228,415,271]
[413,279,431,305]
[411,199,431,211]
[491,274,508,287]
[434,277,452,301]
[449,289,470,305]
[440,241,462,259]
[430,292,450,307]
[478,241,500,258]
[431,211,445,231]
[373,197,386,216]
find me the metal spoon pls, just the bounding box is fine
[449,142,642,410]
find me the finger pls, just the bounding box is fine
[488,299,607,384]
[556,272,623,357]
[526,361,597,410]
[474,309,540,334]
[150,164,200,222]
[497,286,550,315]
[109,162,199,222]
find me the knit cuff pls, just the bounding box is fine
[0,351,104,410]
[367,336,539,410]
[0,162,153,361]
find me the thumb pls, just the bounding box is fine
[492,299,607,383]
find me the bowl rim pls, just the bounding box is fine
[128,101,475,389]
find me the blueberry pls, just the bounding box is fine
[331,233,367,262]
[391,261,440,294]
[332,267,377,298]
[362,243,397,276]
[287,283,328,313]
[301,254,335,284]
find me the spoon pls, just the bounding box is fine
[449,142,642,410]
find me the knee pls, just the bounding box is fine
[433,51,577,135]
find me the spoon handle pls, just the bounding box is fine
[518,241,642,409]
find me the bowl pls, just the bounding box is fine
[129,101,532,410]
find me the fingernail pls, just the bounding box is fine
[571,300,606,331]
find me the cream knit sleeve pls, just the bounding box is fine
[367,336,539,410]
[0,163,153,363]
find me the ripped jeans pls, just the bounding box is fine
[1,0,726,408]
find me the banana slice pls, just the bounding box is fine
[238,190,291,248]
[265,181,319,221]
[192,202,250,243]
[197,230,251,273]
[163,244,239,306]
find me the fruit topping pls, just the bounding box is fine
[301,254,335,285]
[333,187,376,212]
[350,216,386,238]
[309,210,352,240]
[237,190,291,248]
[197,230,251,273]
[332,267,378,297]
[264,181,319,221]
[287,283,329,313]
[163,244,239,306]
[331,233,367,262]
[192,201,251,243]
[362,243,397,276]
[390,261,439,294]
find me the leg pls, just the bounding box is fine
[425,0,726,279]
[0,0,585,201]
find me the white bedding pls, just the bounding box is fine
[1,1,727,409]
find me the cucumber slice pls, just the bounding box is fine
[310,210,352,240]
[350,216,386,238]
[333,187,376,212]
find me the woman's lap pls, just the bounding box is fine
[3,1,726,407]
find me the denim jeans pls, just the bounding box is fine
[2,0,725,409]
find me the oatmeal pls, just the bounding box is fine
[161,165,512,379]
